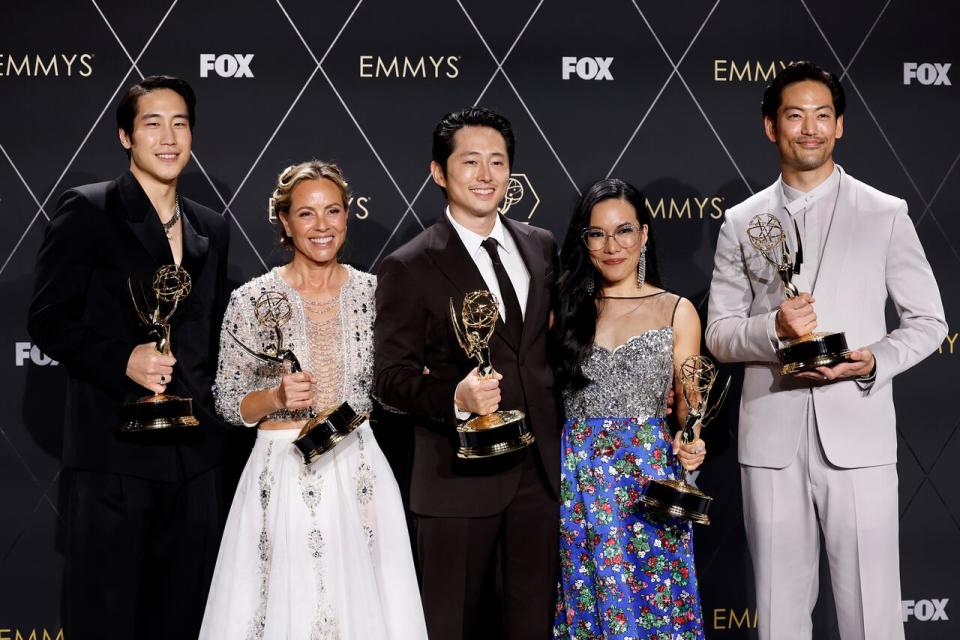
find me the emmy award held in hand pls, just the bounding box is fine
[120,265,200,432]
[226,291,363,464]
[747,212,850,375]
[450,290,535,459]
[639,355,730,525]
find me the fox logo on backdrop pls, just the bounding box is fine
[561,56,614,80]
[902,598,950,622]
[15,342,58,367]
[903,62,951,85]
[200,54,255,78]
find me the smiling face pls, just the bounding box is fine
[279,178,348,266]
[764,79,844,177]
[586,198,649,288]
[118,88,192,188]
[430,125,510,224]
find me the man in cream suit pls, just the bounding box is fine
[706,61,946,640]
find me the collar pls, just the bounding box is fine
[445,207,510,257]
[780,164,842,216]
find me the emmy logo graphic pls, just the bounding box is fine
[497,174,540,222]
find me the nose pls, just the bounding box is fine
[160,122,176,145]
[801,113,816,136]
[477,161,491,181]
[603,233,619,254]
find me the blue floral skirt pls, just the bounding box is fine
[553,416,704,640]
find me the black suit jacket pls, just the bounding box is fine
[374,214,561,517]
[28,171,231,481]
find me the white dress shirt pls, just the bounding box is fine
[447,209,531,418]
[446,208,530,322]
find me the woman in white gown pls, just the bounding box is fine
[200,161,427,640]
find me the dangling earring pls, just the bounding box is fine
[585,274,595,296]
[637,244,647,289]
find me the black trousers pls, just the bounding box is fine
[62,464,224,640]
[415,450,560,640]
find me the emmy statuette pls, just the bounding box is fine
[450,290,535,459]
[119,265,200,432]
[638,355,730,525]
[747,213,850,375]
[226,291,362,463]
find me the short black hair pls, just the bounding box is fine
[116,75,197,154]
[432,107,515,197]
[761,61,845,121]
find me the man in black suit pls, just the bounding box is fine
[374,107,560,639]
[28,76,230,639]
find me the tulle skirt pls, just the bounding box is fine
[200,422,427,639]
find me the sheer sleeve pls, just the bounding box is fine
[213,286,284,426]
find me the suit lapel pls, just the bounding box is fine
[426,215,521,352]
[812,170,856,301]
[426,216,488,295]
[179,199,210,280]
[116,171,174,269]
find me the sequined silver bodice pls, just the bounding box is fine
[563,327,674,420]
[213,265,376,426]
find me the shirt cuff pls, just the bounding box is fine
[766,309,783,351]
[854,364,877,391]
[454,401,470,421]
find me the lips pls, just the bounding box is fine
[470,186,497,198]
[308,236,334,247]
[602,258,626,265]
[156,152,179,161]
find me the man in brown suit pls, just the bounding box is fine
[374,107,560,639]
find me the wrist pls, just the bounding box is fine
[271,386,284,412]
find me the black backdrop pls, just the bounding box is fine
[1,1,957,638]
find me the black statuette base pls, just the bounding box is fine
[639,478,713,526]
[294,402,364,464]
[778,330,851,375]
[119,394,200,433]
[456,410,535,459]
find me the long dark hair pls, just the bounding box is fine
[552,178,663,391]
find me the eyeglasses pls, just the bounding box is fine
[581,223,641,252]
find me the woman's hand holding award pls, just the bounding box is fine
[227,291,363,464]
[639,355,729,525]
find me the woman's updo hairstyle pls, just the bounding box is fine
[268,160,350,248]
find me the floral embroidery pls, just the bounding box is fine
[247,441,275,640]
[554,417,703,639]
[307,529,340,640]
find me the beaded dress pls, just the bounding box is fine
[553,292,704,640]
[200,266,427,640]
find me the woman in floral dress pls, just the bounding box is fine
[552,178,707,639]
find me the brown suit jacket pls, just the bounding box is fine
[374,214,561,517]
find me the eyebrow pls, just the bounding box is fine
[139,112,190,119]
[458,150,506,157]
[783,104,834,111]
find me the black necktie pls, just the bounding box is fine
[480,237,523,345]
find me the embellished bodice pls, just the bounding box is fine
[563,327,675,421]
[214,265,376,426]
